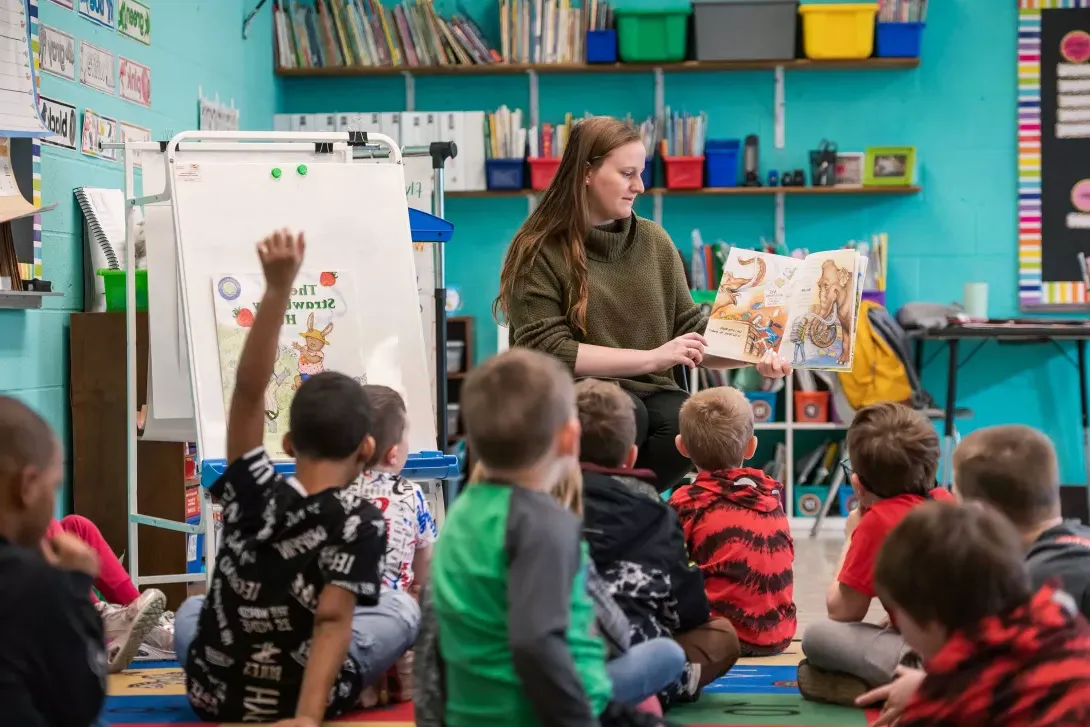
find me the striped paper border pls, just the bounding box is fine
[19,0,42,281]
[1019,0,1090,306]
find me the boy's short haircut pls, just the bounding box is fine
[678,386,754,471]
[0,396,56,478]
[461,349,575,471]
[363,384,408,458]
[289,371,373,459]
[846,402,939,498]
[875,500,1032,633]
[574,379,637,468]
[953,425,1060,529]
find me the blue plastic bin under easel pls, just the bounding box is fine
[875,22,924,58]
[705,140,741,188]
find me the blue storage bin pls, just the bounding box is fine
[705,139,741,188]
[744,390,779,422]
[642,157,654,189]
[486,158,526,190]
[838,486,860,517]
[875,22,924,59]
[586,29,619,63]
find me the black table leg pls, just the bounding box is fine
[941,339,959,486]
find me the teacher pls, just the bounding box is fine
[495,116,790,492]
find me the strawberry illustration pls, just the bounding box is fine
[319,271,337,287]
[234,308,254,327]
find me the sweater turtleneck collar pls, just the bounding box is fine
[584,213,636,263]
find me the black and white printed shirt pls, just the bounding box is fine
[184,447,386,723]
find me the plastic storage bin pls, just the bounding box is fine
[705,140,741,187]
[798,3,878,60]
[876,21,924,58]
[745,390,779,422]
[641,158,654,189]
[794,485,827,517]
[446,340,465,374]
[586,29,619,63]
[615,6,691,63]
[528,157,563,190]
[99,269,148,312]
[838,486,860,516]
[692,0,798,61]
[663,155,704,189]
[486,158,526,190]
[794,390,830,423]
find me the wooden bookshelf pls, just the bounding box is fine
[276,57,920,78]
[446,186,923,199]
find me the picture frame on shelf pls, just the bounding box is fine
[864,146,917,187]
[834,152,865,187]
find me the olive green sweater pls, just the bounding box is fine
[507,213,708,395]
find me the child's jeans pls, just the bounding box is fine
[606,638,686,705]
[47,515,140,606]
[174,589,420,686]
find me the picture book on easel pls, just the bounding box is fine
[703,247,867,372]
[211,271,366,458]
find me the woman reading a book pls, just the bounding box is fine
[495,116,790,491]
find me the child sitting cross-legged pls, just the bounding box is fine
[172,230,419,726]
[358,384,439,703]
[431,348,679,727]
[668,386,796,658]
[576,379,740,705]
[798,401,954,707]
[860,500,1090,726]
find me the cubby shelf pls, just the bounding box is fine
[448,186,922,199]
[276,57,920,78]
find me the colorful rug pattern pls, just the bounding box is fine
[103,644,878,726]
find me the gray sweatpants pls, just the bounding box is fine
[801,620,919,688]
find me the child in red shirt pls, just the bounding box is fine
[799,402,953,706]
[669,386,796,656]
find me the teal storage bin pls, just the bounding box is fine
[794,485,827,518]
[744,390,779,422]
[615,4,692,63]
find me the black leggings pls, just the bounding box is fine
[625,388,693,493]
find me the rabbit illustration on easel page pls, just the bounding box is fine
[292,312,333,390]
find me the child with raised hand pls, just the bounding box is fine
[862,501,1090,727]
[173,229,419,726]
[669,386,796,658]
[359,384,438,702]
[431,348,678,727]
[799,401,954,707]
[576,379,738,705]
[0,396,108,727]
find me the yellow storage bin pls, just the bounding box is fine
[799,3,878,60]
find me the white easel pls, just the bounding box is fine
[106,132,457,590]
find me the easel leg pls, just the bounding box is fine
[941,340,959,487]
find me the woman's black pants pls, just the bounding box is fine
[625,388,693,492]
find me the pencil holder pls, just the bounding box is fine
[663,155,705,189]
[586,29,619,63]
[705,140,741,188]
[485,158,526,190]
[876,22,925,59]
[528,157,563,190]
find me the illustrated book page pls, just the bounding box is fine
[211,271,366,459]
[704,248,802,364]
[781,250,866,372]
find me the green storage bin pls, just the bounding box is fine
[615,6,692,62]
[99,269,148,312]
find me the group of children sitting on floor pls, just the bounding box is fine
[2,228,1090,726]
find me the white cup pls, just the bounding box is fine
[963,282,988,320]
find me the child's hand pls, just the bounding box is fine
[42,532,100,578]
[258,229,305,291]
[845,506,863,537]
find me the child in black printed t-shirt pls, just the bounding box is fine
[172,229,420,727]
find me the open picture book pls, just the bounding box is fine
[702,247,867,372]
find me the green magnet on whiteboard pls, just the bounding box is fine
[297,164,308,176]
[271,167,282,179]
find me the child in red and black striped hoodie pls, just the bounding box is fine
[669,387,797,656]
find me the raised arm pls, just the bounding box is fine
[226,230,305,462]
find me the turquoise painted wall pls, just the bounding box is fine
[10,0,277,511]
[279,0,1090,482]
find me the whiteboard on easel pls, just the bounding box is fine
[403,153,437,420]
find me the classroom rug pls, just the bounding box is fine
[100,643,877,726]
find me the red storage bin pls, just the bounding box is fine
[794,390,830,423]
[529,157,563,190]
[663,155,705,189]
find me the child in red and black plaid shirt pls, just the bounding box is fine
[860,500,1090,727]
[669,386,797,656]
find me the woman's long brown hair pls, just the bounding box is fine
[493,116,643,336]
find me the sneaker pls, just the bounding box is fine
[133,610,176,662]
[796,658,870,706]
[387,651,413,702]
[96,589,167,673]
[674,662,702,703]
